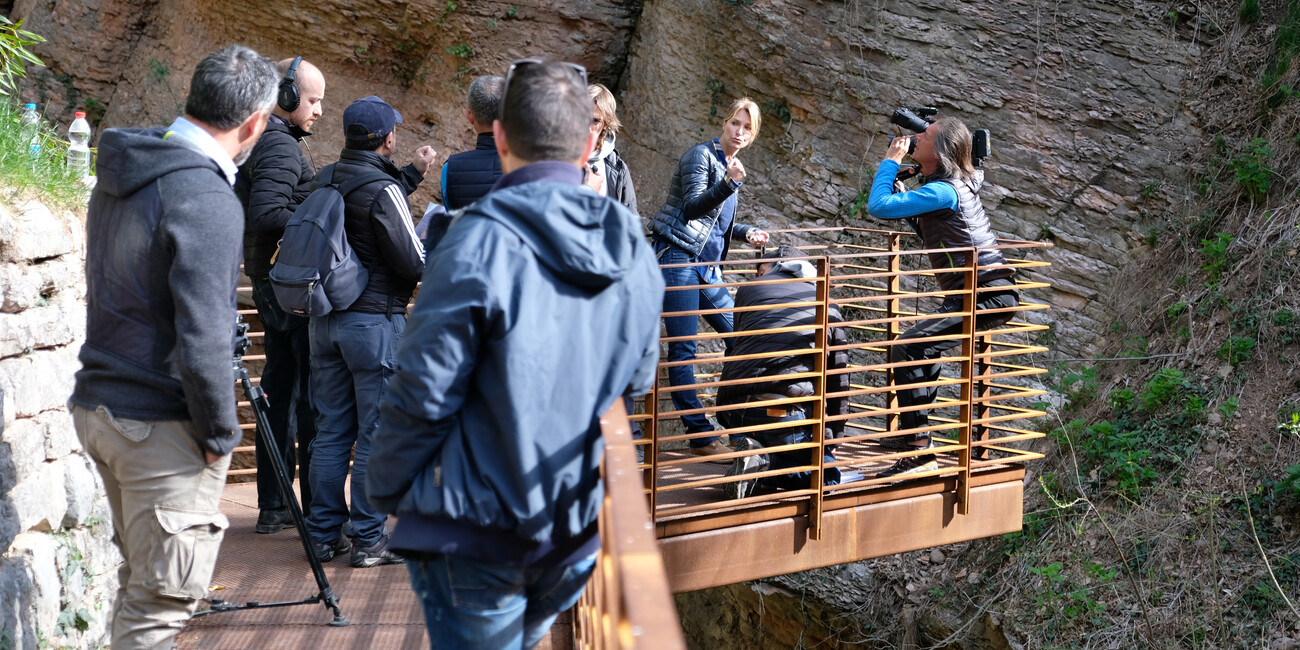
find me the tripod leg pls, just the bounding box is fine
[240,365,349,626]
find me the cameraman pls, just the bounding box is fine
[866,117,1018,479]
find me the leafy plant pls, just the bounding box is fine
[760,99,792,124]
[705,75,725,118]
[1229,137,1273,201]
[445,43,473,59]
[505,4,520,19]
[0,16,44,96]
[1239,0,1261,23]
[1279,413,1300,436]
[1217,335,1256,365]
[1198,232,1234,284]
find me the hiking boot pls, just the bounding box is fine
[255,507,293,534]
[724,437,769,499]
[690,439,734,464]
[350,533,405,568]
[311,536,352,563]
[874,443,939,480]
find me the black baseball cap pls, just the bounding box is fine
[343,95,403,145]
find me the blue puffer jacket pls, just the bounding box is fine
[368,161,664,567]
[647,141,757,257]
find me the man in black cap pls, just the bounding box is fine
[304,95,436,568]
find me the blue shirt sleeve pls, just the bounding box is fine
[866,159,959,220]
[439,162,449,201]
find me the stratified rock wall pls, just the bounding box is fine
[10,1,1202,350]
[10,0,642,211]
[619,0,1201,356]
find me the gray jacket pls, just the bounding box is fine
[71,127,244,456]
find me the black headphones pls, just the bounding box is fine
[277,56,302,112]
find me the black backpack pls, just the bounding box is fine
[269,166,393,317]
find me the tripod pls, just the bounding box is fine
[193,318,348,626]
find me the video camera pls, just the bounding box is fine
[888,106,992,177]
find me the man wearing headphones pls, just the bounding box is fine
[234,57,327,534]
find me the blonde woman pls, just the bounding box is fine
[646,98,769,460]
[584,83,637,212]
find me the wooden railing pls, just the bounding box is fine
[573,400,686,649]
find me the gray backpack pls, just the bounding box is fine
[269,166,393,317]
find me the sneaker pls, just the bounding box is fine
[723,437,769,499]
[874,444,939,479]
[311,536,352,563]
[350,533,405,568]
[689,439,734,464]
[255,507,293,534]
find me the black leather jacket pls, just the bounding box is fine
[647,141,755,258]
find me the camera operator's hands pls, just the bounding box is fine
[727,156,746,183]
[413,146,438,175]
[746,229,770,247]
[886,135,911,163]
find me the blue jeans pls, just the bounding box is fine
[250,276,316,512]
[306,311,404,547]
[719,405,840,489]
[407,553,598,649]
[660,247,733,446]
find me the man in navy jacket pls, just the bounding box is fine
[369,60,664,648]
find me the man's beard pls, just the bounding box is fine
[233,142,256,166]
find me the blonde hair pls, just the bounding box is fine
[724,97,761,143]
[588,83,620,142]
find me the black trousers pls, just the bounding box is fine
[251,276,317,512]
[892,279,1019,442]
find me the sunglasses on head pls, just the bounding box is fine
[500,58,589,119]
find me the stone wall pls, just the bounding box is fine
[0,198,114,650]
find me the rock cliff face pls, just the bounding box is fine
[9,0,1202,358]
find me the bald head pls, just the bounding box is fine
[275,58,326,132]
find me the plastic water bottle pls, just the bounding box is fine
[68,111,91,178]
[20,103,41,158]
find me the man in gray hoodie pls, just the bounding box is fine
[368,59,664,648]
[68,45,278,649]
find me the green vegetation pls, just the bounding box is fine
[1239,0,1261,24]
[1263,1,1300,106]
[705,75,725,118]
[0,22,89,209]
[446,43,473,59]
[1198,231,1234,284]
[760,99,792,124]
[0,16,43,96]
[1229,137,1274,201]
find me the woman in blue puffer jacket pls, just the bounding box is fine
[646,97,770,461]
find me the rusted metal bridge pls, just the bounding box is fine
[184,227,1050,649]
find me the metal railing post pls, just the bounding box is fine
[808,257,830,541]
[886,233,902,435]
[956,253,977,516]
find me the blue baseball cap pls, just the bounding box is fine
[343,95,403,145]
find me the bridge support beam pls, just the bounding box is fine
[659,479,1024,593]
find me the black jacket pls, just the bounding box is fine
[601,148,638,215]
[442,133,502,210]
[717,261,850,437]
[235,115,314,278]
[71,127,244,456]
[329,148,426,314]
[647,141,756,258]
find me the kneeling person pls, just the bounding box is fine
[717,246,848,499]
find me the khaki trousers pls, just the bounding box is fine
[71,404,230,650]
